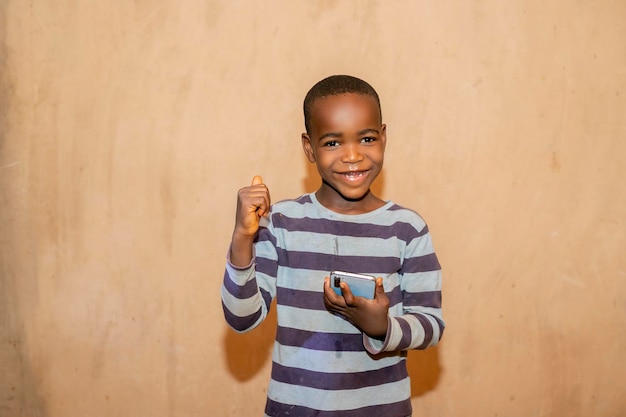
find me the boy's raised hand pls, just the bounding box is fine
[230,175,271,267]
[235,175,271,235]
[323,277,390,339]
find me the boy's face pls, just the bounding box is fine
[302,93,386,211]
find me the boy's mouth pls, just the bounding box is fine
[338,170,368,181]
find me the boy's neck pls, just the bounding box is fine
[314,188,386,215]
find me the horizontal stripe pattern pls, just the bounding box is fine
[275,247,403,273]
[273,213,428,241]
[271,360,408,390]
[404,290,442,309]
[265,378,411,414]
[222,269,259,299]
[276,305,360,334]
[221,193,443,415]
[276,326,366,352]
[272,343,403,374]
[265,400,411,417]
[221,301,262,333]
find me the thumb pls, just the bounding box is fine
[375,278,385,296]
[251,175,263,186]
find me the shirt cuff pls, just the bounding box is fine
[225,243,255,269]
[225,246,255,285]
[362,317,392,355]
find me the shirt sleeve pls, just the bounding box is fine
[221,216,278,333]
[363,223,444,354]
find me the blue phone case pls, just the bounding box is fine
[330,271,376,299]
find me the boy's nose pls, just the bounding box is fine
[341,144,363,163]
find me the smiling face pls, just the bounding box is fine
[302,93,387,214]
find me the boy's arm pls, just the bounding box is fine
[363,226,444,354]
[222,243,276,333]
[221,176,275,333]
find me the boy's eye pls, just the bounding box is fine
[322,140,340,147]
[361,136,376,143]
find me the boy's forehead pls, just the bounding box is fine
[309,93,381,128]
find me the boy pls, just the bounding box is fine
[222,75,444,417]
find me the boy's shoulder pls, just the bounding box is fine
[270,193,314,213]
[385,201,429,233]
[386,201,426,219]
[270,194,428,232]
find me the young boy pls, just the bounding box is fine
[222,75,444,417]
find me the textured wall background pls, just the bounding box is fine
[1,1,625,416]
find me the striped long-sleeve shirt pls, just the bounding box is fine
[222,193,444,417]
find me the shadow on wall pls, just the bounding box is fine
[408,345,443,397]
[222,303,278,381]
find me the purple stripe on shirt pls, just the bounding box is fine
[403,290,442,308]
[222,284,272,312]
[222,301,262,332]
[255,226,277,245]
[292,194,313,205]
[276,287,327,311]
[274,249,402,273]
[256,256,278,277]
[270,360,408,390]
[276,326,365,352]
[412,313,434,349]
[386,286,403,306]
[400,252,441,273]
[260,287,273,313]
[222,270,259,299]
[265,398,411,417]
[434,315,445,338]
[273,214,425,243]
[395,316,414,351]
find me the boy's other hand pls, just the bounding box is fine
[234,175,271,239]
[230,176,271,267]
[323,277,389,339]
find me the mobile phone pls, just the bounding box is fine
[330,270,376,300]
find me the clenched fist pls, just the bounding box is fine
[230,176,271,267]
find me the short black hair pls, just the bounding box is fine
[303,75,382,134]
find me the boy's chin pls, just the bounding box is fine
[333,187,372,203]
[320,181,373,202]
[340,190,371,202]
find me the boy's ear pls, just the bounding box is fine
[381,124,387,150]
[301,133,316,163]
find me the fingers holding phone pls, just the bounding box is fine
[323,273,390,338]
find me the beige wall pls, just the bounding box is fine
[2,1,625,416]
